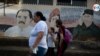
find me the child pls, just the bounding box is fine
[46,27,56,56]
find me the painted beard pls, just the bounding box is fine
[18,21,26,29]
[18,21,25,24]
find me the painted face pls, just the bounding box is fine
[16,11,31,28]
[50,15,59,27]
[82,14,93,24]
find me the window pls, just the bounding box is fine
[0,0,19,4]
[39,0,53,5]
[72,0,87,6]
[23,0,53,5]
[57,0,71,5]
[57,0,87,6]
[23,0,37,4]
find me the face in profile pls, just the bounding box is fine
[16,11,31,27]
[33,14,39,23]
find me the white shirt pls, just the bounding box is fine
[29,21,48,49]
[47,34,55,47]
[5,26,33,37]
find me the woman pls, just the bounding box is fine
[56,19,68,56]
[29,11,48,56]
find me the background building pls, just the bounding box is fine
[18,0,100,10]
[0,0,100,30]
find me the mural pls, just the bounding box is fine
[0,7,100,37]
[4,9,33,37]
[60,7,100,28]
[72,9,100,50]
[48,8,60,28]
[60,7,85,28]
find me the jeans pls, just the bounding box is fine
[32,46,47,56]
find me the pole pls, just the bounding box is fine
[4,0,6,16]
[71,0,73,5]
[37,0,39,5]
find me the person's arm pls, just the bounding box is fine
[55,32,59,45]
[59,28,64,46]
[59,33,64,46]
[32,22,46,49]
[33,31,44,48]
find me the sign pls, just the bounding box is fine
[93,4,100,12]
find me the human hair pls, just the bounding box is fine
[56,19,62,26]
[83,9,94,15]
[50,27,55,33]
[16,9,33,19]
[35,11,46,21]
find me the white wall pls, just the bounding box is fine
[18,0,100,28]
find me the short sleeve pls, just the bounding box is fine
[36,22,46,33]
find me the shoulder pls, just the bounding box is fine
[59,26,65,30]
[92,23,100,28]
[74,25,82,30]
[38,21,46,24]
[59,26,65,33]
[36,21,47,26]
[27,26,33,29]
[6,26,18,31]
[4,26,18,36]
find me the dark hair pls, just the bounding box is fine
[50,27,55,33]
[16,9,33,19]
[83,9,94,15]
[35,11,46,21]
[56,19,62,26]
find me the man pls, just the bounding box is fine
[73,9,100,41]
[5,9,33,37]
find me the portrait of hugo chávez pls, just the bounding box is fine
[73,9,100,42]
